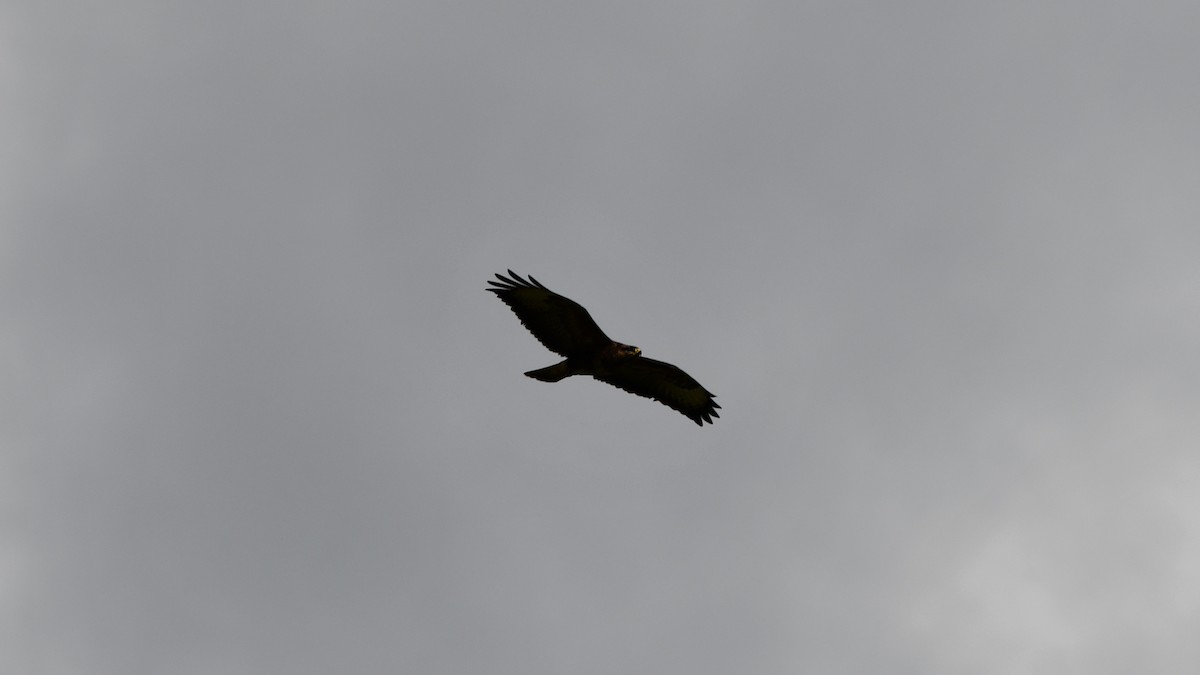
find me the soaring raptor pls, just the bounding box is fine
[488,270,720,426]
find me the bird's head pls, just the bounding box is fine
[620,344,641,358]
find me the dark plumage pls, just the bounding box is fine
[487,270,720,426]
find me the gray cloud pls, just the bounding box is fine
[5,1,1199,673]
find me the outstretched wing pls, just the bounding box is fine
[487,270,613,357]
[595,356,721,426]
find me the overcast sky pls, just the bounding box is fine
[5,1,1200,673]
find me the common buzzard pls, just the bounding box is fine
[488,270,720,426]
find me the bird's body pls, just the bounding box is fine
[523,341,640,383]
[487,270,720,426]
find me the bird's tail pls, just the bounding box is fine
[524,360,573,382]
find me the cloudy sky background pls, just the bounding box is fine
[5,1,1200,673]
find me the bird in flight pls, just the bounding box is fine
[488,270,720,425]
